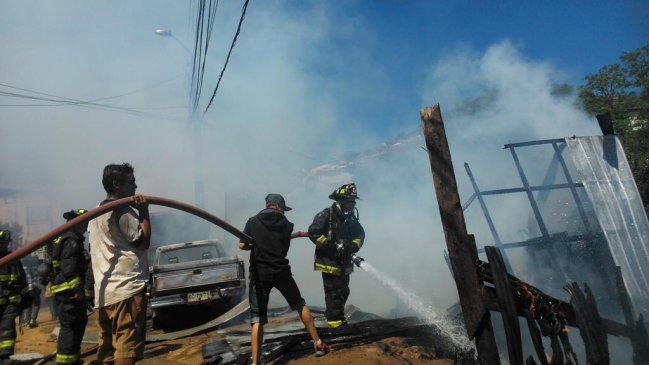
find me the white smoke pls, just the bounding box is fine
[1,4,622,362]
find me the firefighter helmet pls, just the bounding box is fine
[62,209,88,221]
[0,229,11,242]
[37,261,52,278]
[328,183,360,201]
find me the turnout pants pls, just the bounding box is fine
[322,273,350,328]
[55,294,88,365]
[0,303,20,358]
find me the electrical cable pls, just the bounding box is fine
[196,0,219,112]
[0,83,184,122]
[202,0,249,117]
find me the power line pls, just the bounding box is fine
[0,83,185,122]
[202,0,250,117]
[189,0,220,116]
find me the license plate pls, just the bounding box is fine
[187,291,211,302]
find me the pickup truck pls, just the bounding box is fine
[148,239,246,328]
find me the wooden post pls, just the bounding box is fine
[420,104,500,364]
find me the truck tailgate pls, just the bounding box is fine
[154,261,242,293]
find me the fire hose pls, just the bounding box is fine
[0,196,253,269]
[291,231,364,267]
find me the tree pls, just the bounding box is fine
[579,44,649,214]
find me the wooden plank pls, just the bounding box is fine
[420,104,500,364]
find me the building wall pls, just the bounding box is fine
[0,191,62,253]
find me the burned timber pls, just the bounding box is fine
[422,105,649,365]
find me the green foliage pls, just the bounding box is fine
[579,44,649,213]
[0,221,24,247]
[551,83,576,97]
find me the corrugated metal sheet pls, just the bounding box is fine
[565,135,649,319]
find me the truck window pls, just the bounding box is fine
[160,244,220,264]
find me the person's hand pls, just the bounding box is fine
[323,241,338,252]
[85,297,95,313]
[74,292,84,302]
[343,240,356,254]
[131,194,149,210]
[336,242,345,253]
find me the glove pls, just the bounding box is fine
[335,241,345,253]
[82,249,91,264]
[85,297,95,313]
[73,291,84,302]
[40,275,51,287]
[320,240,336,252]
[343,240,357,254]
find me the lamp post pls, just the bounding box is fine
[155,29,205,209]
[154,29,192,54]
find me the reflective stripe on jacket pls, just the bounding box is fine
[308,204,365,276]
[51,231,90,296]
[0,251,29,302]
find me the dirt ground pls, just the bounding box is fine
[15,306,456,364]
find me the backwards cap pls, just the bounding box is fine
[265,194,292,211]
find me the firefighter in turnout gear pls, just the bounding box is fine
[0,229,32,360]
[50,209,94,365]
[308,183,365,329]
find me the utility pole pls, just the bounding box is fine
[155,29,205,209]
[190,113,205,208]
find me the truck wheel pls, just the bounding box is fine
[152,308,169,330]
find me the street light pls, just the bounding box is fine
[155,29,206,209]
[154,29,191,55]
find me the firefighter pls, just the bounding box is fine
[0,229,32,360]
[50,209,94,365]
[308,183,365,329]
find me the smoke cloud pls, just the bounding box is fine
[2,3,621,361]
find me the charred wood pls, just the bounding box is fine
[564,283,609,365]
[485,246,523,365]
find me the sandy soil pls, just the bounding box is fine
[15,307,456,365]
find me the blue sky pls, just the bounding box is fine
[1,1,647,325]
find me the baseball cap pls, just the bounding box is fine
[265,193,292,211]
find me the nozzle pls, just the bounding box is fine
[351,253,364,267]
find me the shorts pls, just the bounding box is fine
[249,269,305,325]
[96,292,147,362]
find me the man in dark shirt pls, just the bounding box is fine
[239,194,328,365]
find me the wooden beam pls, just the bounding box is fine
[420,104,500,364]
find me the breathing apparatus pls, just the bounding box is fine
[326,183,361,256]
[328,182,360,223]
[0,229,11,252]
[40,209,90,285]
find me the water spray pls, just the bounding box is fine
[290,231,474,351]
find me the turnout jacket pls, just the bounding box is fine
[0,251,29,306]
[308,204,365,276]
[51,230,94,298]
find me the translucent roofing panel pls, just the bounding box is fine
[565,135,649,319]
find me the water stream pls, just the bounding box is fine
[358,260,476,351]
